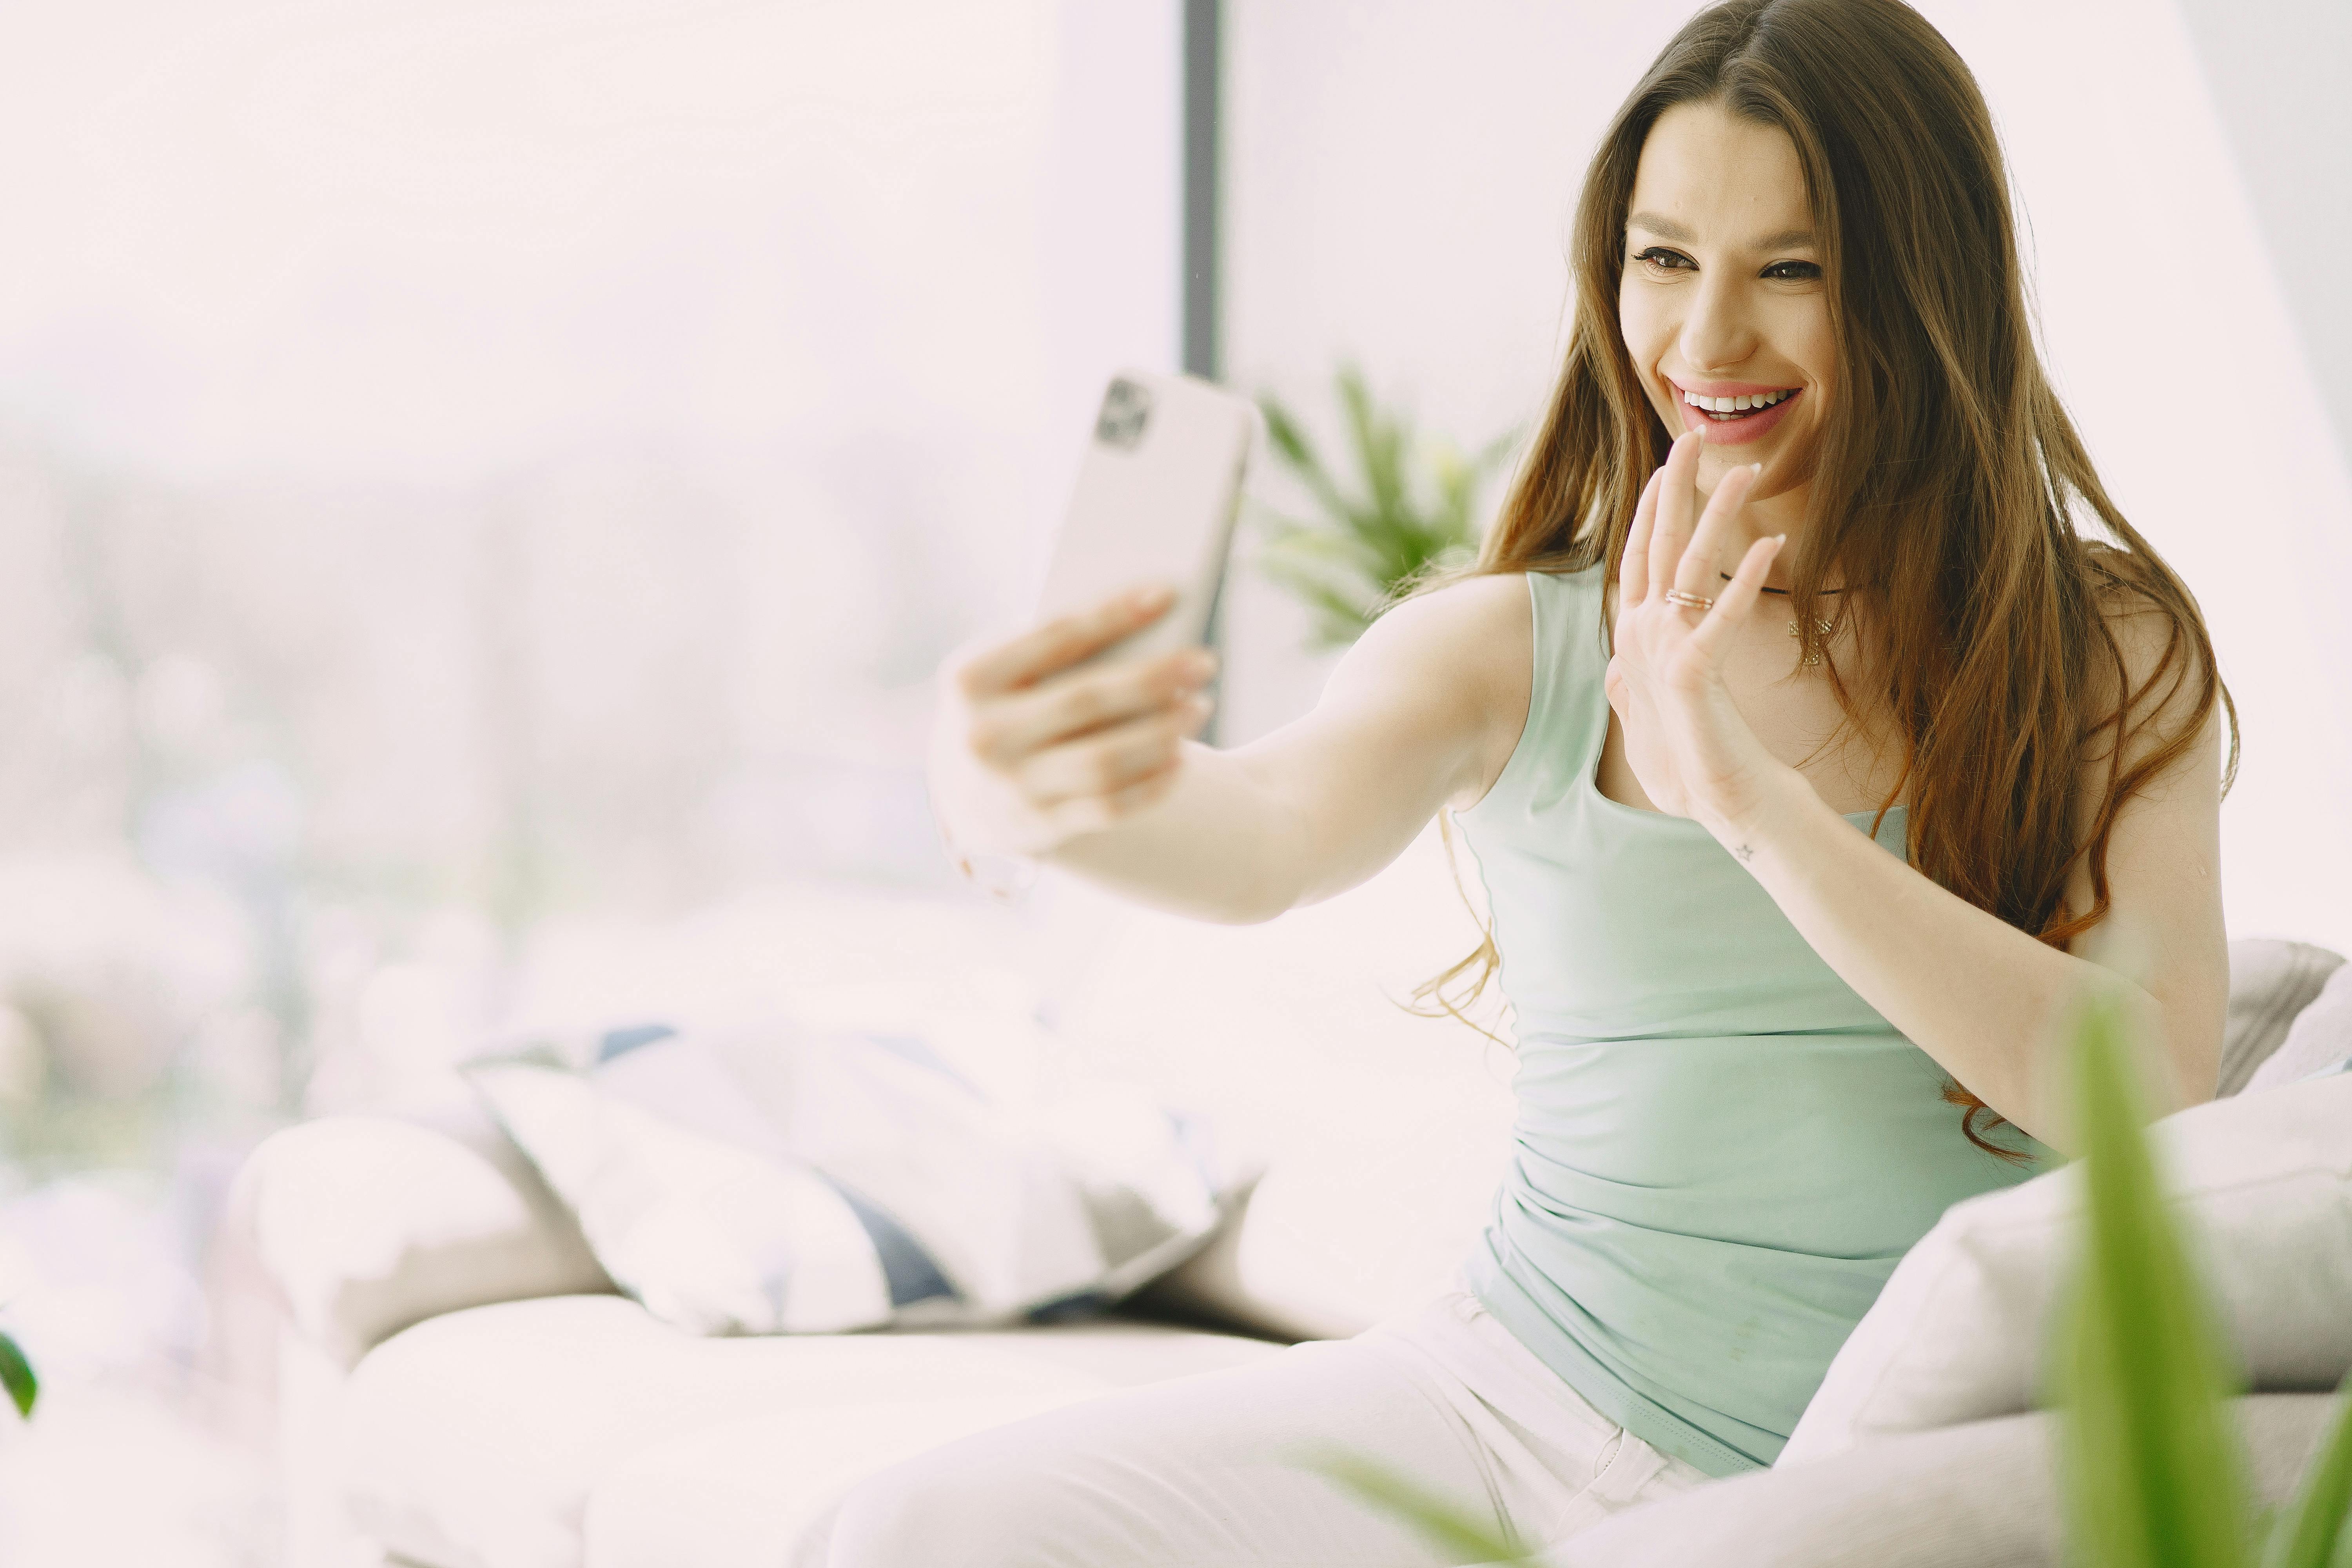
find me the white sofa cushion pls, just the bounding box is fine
[234,1112,613,1368]
[2244,958,2352,1094]
[2218,939,2345,1094]
[1779,1071,2352,1467]
[339,1294,1284,1568]
[1541,1393,2335,1568]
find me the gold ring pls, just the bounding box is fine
[1662,588,1716,612]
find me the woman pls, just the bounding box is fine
[851,0,2234,1561]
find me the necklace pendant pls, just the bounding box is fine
[1788,617,1832,668]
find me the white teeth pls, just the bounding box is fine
[1683,388,1793,415]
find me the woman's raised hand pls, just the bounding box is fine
[1605,430,1789,832]
[927,584,1218,859]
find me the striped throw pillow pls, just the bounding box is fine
[459,1019,1240,1335]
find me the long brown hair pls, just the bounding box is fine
[1404,0,2237,1156]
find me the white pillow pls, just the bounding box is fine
[2245,960,2352,1095]
[1778,1070,2352,1467]
[460,1017,1243,1336]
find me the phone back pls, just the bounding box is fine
[1035,370,1259,670]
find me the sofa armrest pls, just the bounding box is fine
[1534,1392,2332,1568]
[224,1103,615,1370]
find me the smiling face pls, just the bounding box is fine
[1619,99,1833,506]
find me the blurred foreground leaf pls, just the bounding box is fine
[1314,1448,1520,1563]
[2259,1372,2352,1568]
[2053,990,2253,1568]
[0,1330,36,1419]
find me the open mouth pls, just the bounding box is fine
[1681,386,1799,421]
[1671,381,1802,445]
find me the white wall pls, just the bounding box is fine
[2172,0,2352,466]
[0,0,1184,1127]
[1223,0,2352,956]
[0,0,1180,900]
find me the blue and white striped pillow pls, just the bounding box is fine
[459,1019,1237,1335]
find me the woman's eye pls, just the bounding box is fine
[1632,247,1695,271]
[1763,260,1822,281]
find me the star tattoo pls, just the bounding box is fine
[1733,843,1755,864]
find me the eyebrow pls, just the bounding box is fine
[1627,211,1818,252]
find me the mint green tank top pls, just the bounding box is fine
[1453,565,2047,1477]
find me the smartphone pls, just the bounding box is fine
[1034,369,1261,671]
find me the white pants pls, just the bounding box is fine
[816,1285,1712,1567]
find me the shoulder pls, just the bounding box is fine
[1361,564,1604,661]
[1336,570,1554,811]
[1379,568,1537,635]
[2056,559,2229,878]
[1351,570,1534,700]
[1312,568,1531,741]
[2080,555,2225,773]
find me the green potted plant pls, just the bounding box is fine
[0,1325,34,1421]
[1312,994,2352,1565]
[1251,365,1518,650]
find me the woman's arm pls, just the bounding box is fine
[1714,670,2225,1151]
[1609,432,2226,1152]
[932,573,1530,925]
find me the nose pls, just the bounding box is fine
[1678,272,1757,376]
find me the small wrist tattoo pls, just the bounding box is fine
[1732,842,1756,864]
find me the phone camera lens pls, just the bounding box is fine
[1094,378,1152,450]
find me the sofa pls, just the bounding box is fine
[211,830,2352,1568]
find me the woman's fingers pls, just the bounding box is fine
[1042,762,1183,838]
[1016,699,1209,808]
[1673,462,1760,602]
[1688,534,1786,660]
[953,583,1177,699]
[1619,467,1666,609]
[973,646,1214,765]
[1647,430,1704,599]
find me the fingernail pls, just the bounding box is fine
[1750,462,1764,474]
[1131,584,1174,610]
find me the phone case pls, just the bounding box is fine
[1034,369,1260,670]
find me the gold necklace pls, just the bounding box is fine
[1789,616,1834,666]
[1719,572,1841,666]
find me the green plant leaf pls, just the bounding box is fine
[2259,1370,2352,1568]
[0,1330,37,1419]
[1258,392,1352,522]
[1312,1448,1522,1563]
[1335,365,1402,521]
[2053,990,2254,1568]
[1250,366,1512,649]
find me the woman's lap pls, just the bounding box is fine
[816,1288,1710,1568]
